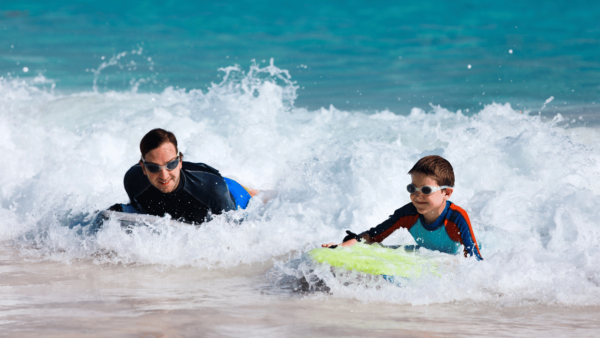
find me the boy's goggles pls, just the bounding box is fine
[142,155,180,173]
[407,184,451,195]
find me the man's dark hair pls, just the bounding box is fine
[140,128,178,159]
[408,155,455,187]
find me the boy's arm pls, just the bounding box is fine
[360,204,419,243]
[321,203,417,248]
[359,216,399,243]
[448,205,483,260]
[321,231,372,248]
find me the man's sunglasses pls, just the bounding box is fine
[407,183,451,195]
[142,155,181,173]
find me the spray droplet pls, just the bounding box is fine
[468,64,472,69]
[509,49,513,54]
[22,67,29,73]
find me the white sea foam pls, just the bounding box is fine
[1,62,600,306]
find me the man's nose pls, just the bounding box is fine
[158,168,169,178]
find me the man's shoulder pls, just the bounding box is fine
[181,162,235,210]
[125,163,143,177]
[182,162,222,177]
[447,202,471,224]
[181,162,229,195]
[124,164,151,194]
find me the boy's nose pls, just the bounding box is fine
[413,192,428,200]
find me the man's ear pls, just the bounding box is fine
[140,160,148,176]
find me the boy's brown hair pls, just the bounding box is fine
[408,155,455,187]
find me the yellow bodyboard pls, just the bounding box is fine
[309,243,440,278]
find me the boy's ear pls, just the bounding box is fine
[443,188,453,199]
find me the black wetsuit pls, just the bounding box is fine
[123,161,236,224]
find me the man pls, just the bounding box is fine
[109,128,252,225]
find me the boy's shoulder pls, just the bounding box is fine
[446,202,472,224]
[391,202,419,217]
[388,202,471,224]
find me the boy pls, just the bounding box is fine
[322,155,483,260]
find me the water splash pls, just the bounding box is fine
[1,63,600,305]
[90,46,155,93]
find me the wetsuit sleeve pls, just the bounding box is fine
[205,177,236,215]
[446,205,483,260]
[183,169,236,216]
[360,203,420,243]
[123,164,151,213]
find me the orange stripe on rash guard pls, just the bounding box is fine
[449,204,483,258]
[372,215,419,243]
[444,220,463,244]
[445,220,476,258]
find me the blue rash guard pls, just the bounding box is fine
[360,201,483,260]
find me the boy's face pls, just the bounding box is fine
[409,173,453,217]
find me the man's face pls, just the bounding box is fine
[140,142,182,194]
[409,173,453,218]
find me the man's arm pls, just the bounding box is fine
[185,171,236,215]
[206,176,237,214]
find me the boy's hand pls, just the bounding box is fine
[341,239,358,247]
[321,239,358,248]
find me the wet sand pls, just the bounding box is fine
[1,242,599,338]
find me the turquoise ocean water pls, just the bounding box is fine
[2,0,599,121]
[2,1,600,336]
